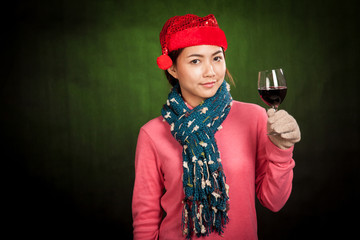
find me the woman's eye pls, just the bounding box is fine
[214,56,223,62]
[190,59,200,64]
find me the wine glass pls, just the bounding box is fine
[258,68,287,135]
[258,68,287,110]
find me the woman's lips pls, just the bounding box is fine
[201,81,216,88]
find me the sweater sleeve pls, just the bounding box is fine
[255,108,295,212]
[132,128,165,240]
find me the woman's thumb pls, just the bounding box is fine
[267,108,276,118]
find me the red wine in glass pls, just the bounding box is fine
[258,86,287,108]
[258,68,287,110]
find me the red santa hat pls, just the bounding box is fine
[157,14,228,70]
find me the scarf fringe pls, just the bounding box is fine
[181,197,230,239]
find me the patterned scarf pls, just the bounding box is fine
[161,80,233,239]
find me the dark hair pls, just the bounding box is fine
[164,48,235,87]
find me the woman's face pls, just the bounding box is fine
[168,45,226,107]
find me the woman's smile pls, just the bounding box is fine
[200,80,217,88]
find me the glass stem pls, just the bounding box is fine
[268,105,279,135]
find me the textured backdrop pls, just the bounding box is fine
[3,0,359,239]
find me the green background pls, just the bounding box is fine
[3,0,359,239]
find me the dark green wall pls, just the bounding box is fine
[3,0,359,239]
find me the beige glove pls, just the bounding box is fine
[267,109,301,149]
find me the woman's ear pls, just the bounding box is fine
[167,65,178,79]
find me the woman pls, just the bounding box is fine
[132,14,300,240]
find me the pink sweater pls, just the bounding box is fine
[132,101,295,240]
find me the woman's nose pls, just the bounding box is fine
[204,63,216,78]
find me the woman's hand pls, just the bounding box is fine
[267,109,301,149]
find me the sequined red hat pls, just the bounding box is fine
[157,14,228,70]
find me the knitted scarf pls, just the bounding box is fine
[161,80,233,239]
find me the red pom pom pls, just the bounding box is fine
[157,55,173,70]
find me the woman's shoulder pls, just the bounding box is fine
[231,100,266,114]
[137,116,174,147]
[225,100,267,127]
[140,116,169,135]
